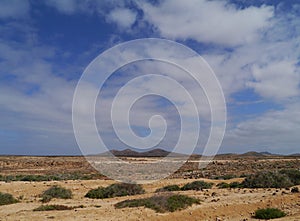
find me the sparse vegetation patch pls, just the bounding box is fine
[213,174,237,180]
[217,182,244,189]
[242,171,293,188]
[217,182,230,189]
[85,183,145,199]
[0,173,102,182]
[254,208,286,219]
[0,192,18,206]
[33,204,74,211]
[155,185,181,192]
[181,181,213,191]
[115,194,200,213]
[228,181,244,188]
[280,169,300,185]
[41,185,72,203]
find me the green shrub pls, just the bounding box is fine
[254,208,286,219]
[0,173,102,182]
[115,197,161,212]
[229,182,244,188]
[33,204,74,211]
[155,185,181,192]
[280,169,300,185]
[217,182,244,189]
[0,192,18,206]
[243,170,300,189]
[166,195,199,212]
[181,181,213,191]
[213,174,237,180]
[41,185,72,203]
[20,175,51,182]
[217,182,230,189]
[85,183,145,199]
[85,187,107,199]
[115,194,200,213]
[242,171,293,188]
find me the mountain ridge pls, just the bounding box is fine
[97,149,292,158]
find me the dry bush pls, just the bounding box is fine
[115,193,200,212]
[85,183,145,199]
[0,192,18,206]
[41,185,72,203]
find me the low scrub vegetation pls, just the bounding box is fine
[155,185,181,192]
[254,208,286,219]
[41,185,72,203]
[181,181,213,191]
[242,171,295,188]
[216,182,230,189]
[85,183,145,199]
[280,169,300,185]
[213,174,237,180]
[228,181,244,188]
[217,169,300,189]
[156,181,213,192]
[115,194,200,213]
[0,173,102,182]
[33,204,74,211]
[217,182,243,189]
[0,192,18,206]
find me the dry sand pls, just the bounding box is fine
[0,178,299,221]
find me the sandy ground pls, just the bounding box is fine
[0,178,299,221]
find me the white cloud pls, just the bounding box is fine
[1,0,300,155]
[138,0,274,46]
[247,60,300,100]
[46,0,79,14]
[106,8,137,29]
[204,38,300,100]
[0,26,79,154]
[0,0,30,19]
[74,41,223,154]
[224,102,300,154]
[201,4,300,101]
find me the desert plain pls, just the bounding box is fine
[0,153,300,221]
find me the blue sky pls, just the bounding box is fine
[0,0,299,155]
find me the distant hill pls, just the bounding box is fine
[214,153,238,158]
[239,151,281,157]
[101,148,186,157]
[239,151,264,157]
[289,153,300,157]
[96,149,289,158]
[259,151,282,156]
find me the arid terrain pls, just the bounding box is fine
[0,154,300,221]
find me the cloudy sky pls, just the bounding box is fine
[0,0,299,155]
